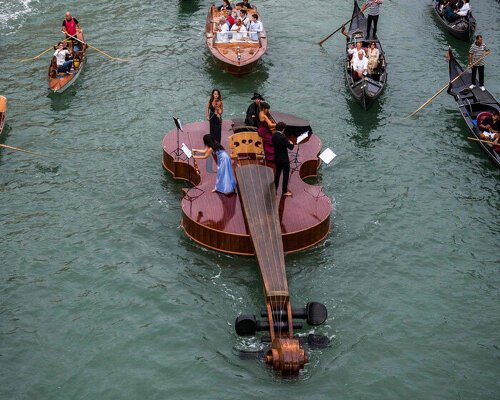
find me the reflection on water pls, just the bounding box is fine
[178,0,202,16]
[345,95,383,146]
[204,48,270,87]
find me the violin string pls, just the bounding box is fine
[270,111,287,339]
[246,160,278,337]
[261,110,286,339]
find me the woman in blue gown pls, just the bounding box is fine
[192,135,236,194]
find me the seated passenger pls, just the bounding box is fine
[218,0,232,11]
[479,111,500,142]
[352,51,368,81]
[227,9,237,27]
[236,0,253,10]
[249,14,263,41]
[239,9,250,29]
[231,18,247,41]
[217,17,230,42]
[53,42,73,74]
[348,42,365,66]
[367,42,379,74]
[455,0,470,16]
[444,4,458,21]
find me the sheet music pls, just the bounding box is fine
[177,119,183,132]
[319,148,336,165]
[297,131,309,144]
[181,143,192,158]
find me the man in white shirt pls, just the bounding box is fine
[231,18,247,41]
[53,43,73,74]
[249,13,263,41]
[353,51,368,80]
[239,9,250,29]
[348,42,366,65]
[456,0,470,16]
[217,17,230,42]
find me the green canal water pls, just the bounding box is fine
[1,0,499,398]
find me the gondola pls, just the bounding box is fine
[447,48,500,167]
[48,31,87,93]
[344,0,387,110]
[432,0,476,41]
[205,5,267,76]
[0,96,6,134]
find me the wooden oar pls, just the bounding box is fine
[17,37,73,62]
[406,52,489,118]
[318,2,373,45]
[0,143,42,156]
[64,32,130,62]
[467,137,500,146]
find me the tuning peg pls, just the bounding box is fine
[235,314,257,336]
[305,302,328,326]
[259,302,327,326]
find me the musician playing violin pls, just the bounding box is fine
[192,135,236,194]
[257,102,276,161]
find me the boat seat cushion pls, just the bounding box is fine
[477,112,493,127]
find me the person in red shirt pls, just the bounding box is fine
[62,12,81,39]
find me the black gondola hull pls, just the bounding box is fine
[447,48,500,167]
[344,0,387,110]
[432,0,476,41]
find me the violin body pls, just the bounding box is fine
[162,112,332,375]
[162,113,331,255]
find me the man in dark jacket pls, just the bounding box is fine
[245,93,264,127]
[272,122,294,197]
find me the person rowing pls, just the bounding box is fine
[62,12,81,41]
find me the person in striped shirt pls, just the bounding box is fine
[469,35,490,91]
[362,0,383,39]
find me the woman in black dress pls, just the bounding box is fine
[206,89,223,143]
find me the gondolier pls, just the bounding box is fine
[62,12,81,40]
[362,0,382,38]
[469,35,490,91]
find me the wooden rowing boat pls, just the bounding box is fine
[0,96,6,135]
[205,5,267,76]
[344,0,387,110]
[447,48,500,167]
[432,0,476,41]
[48,31,87,93]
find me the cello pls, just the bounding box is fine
[162,112,332,375]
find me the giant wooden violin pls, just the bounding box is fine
[162,112,332,375]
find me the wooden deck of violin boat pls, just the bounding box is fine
[161,112,331,255]
[432,0,476,41]
[0,96,6,134]
[344,0,387,110]
[205,5,267,76]
[447,48,500,167]
[48,31,87,93]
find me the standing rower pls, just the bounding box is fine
[469,35,490,91]
[62,12,81,40]
[362,0,382,39]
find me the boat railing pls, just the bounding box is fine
[215,30,261,43]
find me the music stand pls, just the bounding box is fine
[291,131,309,173]
[172,117,183,159]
